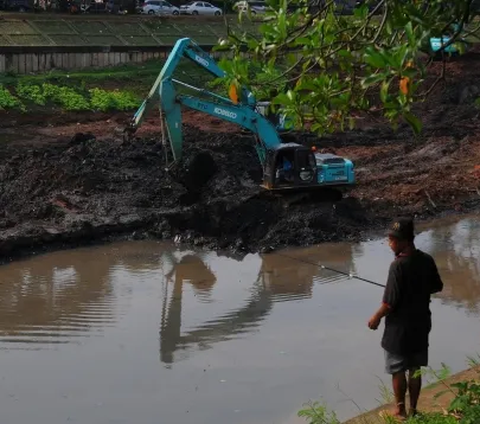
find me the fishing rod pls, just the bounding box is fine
[275,252,386,289]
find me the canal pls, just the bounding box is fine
[0,217,479,423]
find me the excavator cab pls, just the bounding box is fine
[256,101,289,132]
[262,144,318,190]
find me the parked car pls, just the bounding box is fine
[179,1,222,15]
[233,0,267,14]
[81,0,108,13]
[139,0,179,14]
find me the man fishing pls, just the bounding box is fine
[367,217,444,420]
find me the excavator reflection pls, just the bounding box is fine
[158,244,359,365]
[159,250,273,364]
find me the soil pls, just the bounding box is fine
[2,56,480,260]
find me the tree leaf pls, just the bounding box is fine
[362,73,388,87]
[403,112,422,134]
[364,48,387,68]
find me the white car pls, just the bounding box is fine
[179,1,222,15]
[139,0,180,15]
[233,0,268,14]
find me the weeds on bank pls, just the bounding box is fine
[297,358,480,424]
[0,82,141,112]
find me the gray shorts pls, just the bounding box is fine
[384,349,428,375]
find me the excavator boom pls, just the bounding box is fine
[125,37,255,138]
[160,78,282,164]
[126,37,355,194]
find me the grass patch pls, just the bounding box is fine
[89,87,140,111]
[0,84,24,111]
[1,80,143,113]
[0,60,164,89]
[0,57,214,96]
[0,54,226,114]
[298,363,480,424]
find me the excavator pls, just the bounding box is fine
[122,37,355,196]
[429,23,471,56]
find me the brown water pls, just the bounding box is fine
[0,217,480,424]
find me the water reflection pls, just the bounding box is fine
[0,216,479,363]
[0,248,117,349]
[159,251,272,365]
[0,219,479,424]
[156,218,480,366]
[157,243,358,365]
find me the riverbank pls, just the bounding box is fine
[343,365,480,424]
[1,53,480,260]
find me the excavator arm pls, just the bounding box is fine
[160,78,281,164]
[125,37,256,139]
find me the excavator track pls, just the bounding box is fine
[255,186,345,207]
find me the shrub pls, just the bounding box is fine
[16,83,47,106]
[89,88,140,112]
[5,82,140,113]
[42,83,90,111]
[0,85,24,111]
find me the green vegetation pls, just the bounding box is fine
[0,54,226,113]
[0,60,167,91]
[0,81,142,112]
[89,88,139,112]
[0,60,160,112]
[217,0,480,136]
[297,361,480,424]
[0,84,24,111]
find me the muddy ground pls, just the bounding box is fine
[2,57,480,259]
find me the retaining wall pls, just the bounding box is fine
[0,45,217,73]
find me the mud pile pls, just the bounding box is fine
[2,54,480,259]
[0,125,377,258]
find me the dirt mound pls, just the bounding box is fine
[2,54,480,259]
[0,125,378,257]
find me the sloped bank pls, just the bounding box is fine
[0,127,376,261]
[3,54,480,260]
[1,109,480,262]
[342,365,480,424]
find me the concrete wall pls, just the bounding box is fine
[0,51,167,74]
[0,46,219,74]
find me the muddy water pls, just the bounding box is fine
[0,218,479,424]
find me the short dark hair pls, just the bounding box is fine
[387,217,415,242]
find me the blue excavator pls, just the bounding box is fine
[123,37,355,195]
[429,23,471,56]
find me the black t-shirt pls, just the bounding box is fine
[381,249,444,355]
